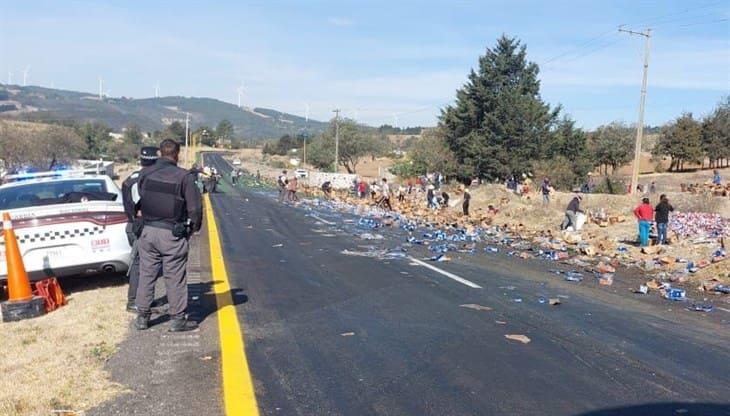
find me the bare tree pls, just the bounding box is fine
[0,122,85,172]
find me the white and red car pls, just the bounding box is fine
[0,171,131,281]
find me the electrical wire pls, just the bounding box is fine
[675,18,729,28]
[541,29,617,66]
[625,0,726,27]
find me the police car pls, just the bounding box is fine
[0,170,130,281]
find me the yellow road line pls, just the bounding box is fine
[204,194,260,416]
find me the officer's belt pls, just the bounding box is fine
[143,220,176,231]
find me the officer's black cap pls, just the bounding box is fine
[140,146,159,166]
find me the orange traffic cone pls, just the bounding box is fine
[1,212,45,322]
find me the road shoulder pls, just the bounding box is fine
[88,230,223,416]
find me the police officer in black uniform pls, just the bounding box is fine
[121,146,158,312]
[135,139,202,332]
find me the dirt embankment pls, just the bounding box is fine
[300,166,729,290]
[230,148,729,286]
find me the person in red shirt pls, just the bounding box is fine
[357,181,367,199]
[633,197,654,247]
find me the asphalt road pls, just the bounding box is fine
[205,153,730,416]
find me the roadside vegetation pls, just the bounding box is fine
[0,276,129,416]
[264,35,729,192]
[0,116,244,172]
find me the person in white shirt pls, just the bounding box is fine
[277,170,288,202]
[378,178,392,210]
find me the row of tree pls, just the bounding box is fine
[262,120,394,174]
[0,116,239,173]
[306,120,393,173]
[0,122,85,172]
[653,100,729,171]
[387,35,729,189]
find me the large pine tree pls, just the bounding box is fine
[439,35,558,180]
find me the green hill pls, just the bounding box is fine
[0,84,327,140]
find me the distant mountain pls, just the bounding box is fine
[0,84,328,140]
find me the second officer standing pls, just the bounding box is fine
[135,139,202,332]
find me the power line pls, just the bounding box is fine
[675,17,729,28]
[541,1,726,68]
[626,1,726,27]
[559,37,624,64]
[541,29,617,66]
[647,11,726,28]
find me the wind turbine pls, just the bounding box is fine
[98,77,104,99]
[155,82,160,98]
[393,113,399,130]
[236,83,244,108]
[305,103,310,122]
[7,71,12,84]
[22,66,30,86]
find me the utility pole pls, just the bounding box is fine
[304,104,310,167]
[619,26,651,195]
[333,109,341,173]
[184,112,190,167]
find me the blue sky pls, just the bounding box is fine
[1,0,728,129]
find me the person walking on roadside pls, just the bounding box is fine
[633,197,654,247]
[561,195,584,231]
[189,163,202,184]
[370,181,379,201]
[357,180,367,199]
[277,170,288,202]
[654,194,674,245]
[135,139,202,332]
[121,146,158,313]
[378,178,393,210]
[287,175,299,202]
[321,181,332,199]
[462,187,471,216]
[441,191,450,208]
[541,178,551,204]
[427,185,437,210]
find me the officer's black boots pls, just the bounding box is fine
[135,313,150,330]
[169,317,198,332]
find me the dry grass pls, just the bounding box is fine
[465,183,729,284]
[0,277,130,416]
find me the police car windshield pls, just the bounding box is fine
[0,179,110,210]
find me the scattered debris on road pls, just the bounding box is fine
[459,304,493,311]
[505,334,531,344]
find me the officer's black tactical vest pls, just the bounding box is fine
[139,164,186,224]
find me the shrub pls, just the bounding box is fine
[593,176,627,195]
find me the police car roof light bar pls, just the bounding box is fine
[3,169,90,182]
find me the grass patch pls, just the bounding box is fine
[0,275,130,416]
